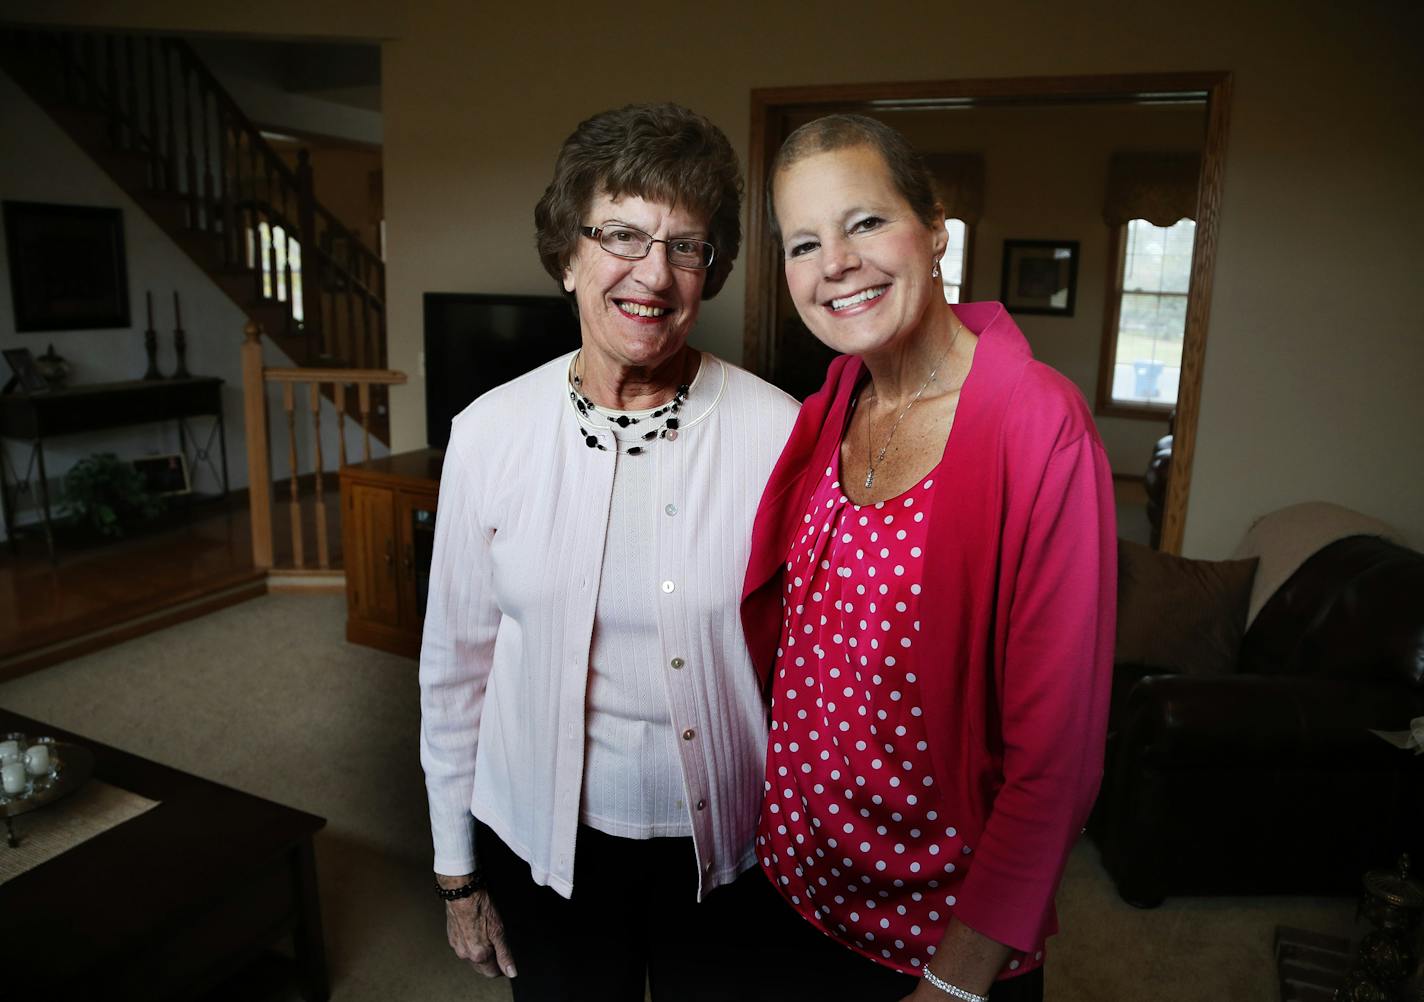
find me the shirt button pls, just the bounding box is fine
[665,503,678,516]
[695,799,706,811]
[670,657,685,669]
[682,728,696,741]
[661,580,675,594]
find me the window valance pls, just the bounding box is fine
[1104,152,1201,227]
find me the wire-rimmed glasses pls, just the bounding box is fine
[580,224,716,270]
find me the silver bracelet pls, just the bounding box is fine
[922,966,989,1002]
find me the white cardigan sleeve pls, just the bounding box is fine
[418,428,502,875]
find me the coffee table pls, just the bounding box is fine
[0,708,328,1000]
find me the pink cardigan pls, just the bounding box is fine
[741,302,1116,952]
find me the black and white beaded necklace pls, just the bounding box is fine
[568,353,689,455]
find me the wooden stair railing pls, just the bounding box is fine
[242,322,405,574]
[0,27,389,428]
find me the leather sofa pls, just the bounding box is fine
[1091,533,1424,907]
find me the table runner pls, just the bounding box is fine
[0,780,159,884]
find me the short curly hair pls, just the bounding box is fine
[535,103,743,301]
[769,113,940,242]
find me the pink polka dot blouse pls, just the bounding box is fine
[758,461,1043,978]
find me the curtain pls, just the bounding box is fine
[922,153,986,224]
[1103,152,1201,227]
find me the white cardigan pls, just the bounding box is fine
[419,350,798,899]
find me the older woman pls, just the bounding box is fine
[741,115,1116,1002]
[419,103,798,1001]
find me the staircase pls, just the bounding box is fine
[0,26,389,442]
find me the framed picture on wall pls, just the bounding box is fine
[1000,239,1079,317]
[3,200,132,331]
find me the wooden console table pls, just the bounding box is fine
[0,376,229,557]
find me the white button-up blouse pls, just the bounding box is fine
[419,350,798,900]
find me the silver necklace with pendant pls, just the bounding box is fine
[862,324,961,490]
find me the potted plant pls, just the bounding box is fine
[62,453,164,539]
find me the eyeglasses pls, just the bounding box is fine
[580,224,716,270]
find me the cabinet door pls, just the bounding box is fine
[346,483,401,628]
[396,488,438,631]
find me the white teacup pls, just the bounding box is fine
[0,739,20,764]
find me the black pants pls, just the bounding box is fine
[480,821,788,1002]
[479,821,1043,1002]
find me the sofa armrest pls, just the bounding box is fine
[1117,673,1424,769]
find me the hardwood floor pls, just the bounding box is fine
[0,481,344,680]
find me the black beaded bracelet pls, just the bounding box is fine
[435,871,486,901]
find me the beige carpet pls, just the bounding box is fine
[0,593,1355,1000]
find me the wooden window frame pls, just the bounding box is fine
[1095,221,1184,421]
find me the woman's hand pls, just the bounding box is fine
[443,886,517,978]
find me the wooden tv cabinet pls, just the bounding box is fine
[340,449,442,659]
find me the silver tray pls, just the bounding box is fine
[0,737,94,819]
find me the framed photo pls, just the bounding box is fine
[1000,239,1080,317]
[132,454,191,496]
[3,200,131,332]
[2,347,51,394]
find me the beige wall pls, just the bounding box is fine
[9,0,1421,556]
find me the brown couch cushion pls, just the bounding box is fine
[1116,540,1258,675]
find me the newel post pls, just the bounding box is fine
[242,321,273,570]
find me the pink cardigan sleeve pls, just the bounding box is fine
[952,425,1117,952]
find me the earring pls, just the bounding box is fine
[931,260,940,279]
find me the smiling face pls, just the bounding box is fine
[773,144,948,359]
[563,191,710,376]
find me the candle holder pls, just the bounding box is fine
[142,290,162,380]
[171,291,191,379]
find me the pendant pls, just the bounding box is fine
[865,469,875,489]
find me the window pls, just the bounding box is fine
[940,218,972,304]
[1098,217,1195,415]
[247,222,305,323]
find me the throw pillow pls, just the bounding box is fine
[1116,540,1259,675]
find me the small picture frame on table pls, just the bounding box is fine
[2,347,51,394]
[1000,239,1080,317]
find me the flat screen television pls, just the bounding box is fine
[424,292,581,449]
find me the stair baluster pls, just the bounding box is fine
[182,58,198,229]
[124,36,138,154]
[163,41,178,194]
[104,36,120,148]
[145,37,162,190]
[309,382,329,569]
[219,113,236,266]
[201,88,214,234]
[282,382,304,569]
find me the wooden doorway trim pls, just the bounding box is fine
[743,72,1233,555]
